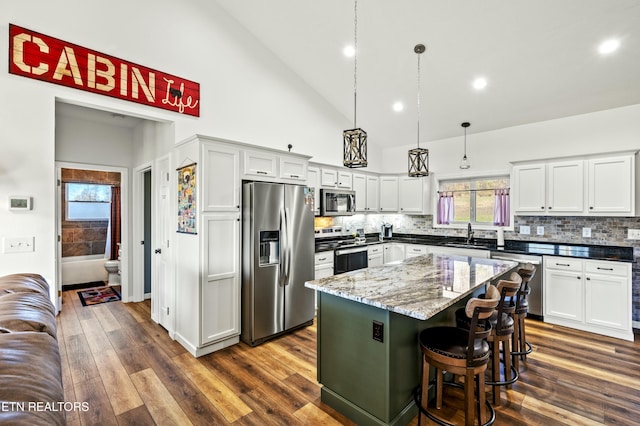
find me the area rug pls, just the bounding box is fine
[77,286,121,306]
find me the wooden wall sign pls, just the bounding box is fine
[9,24,200,117]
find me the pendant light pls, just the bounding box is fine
[459,122,471,169]
[343,0,367,168]
[408,44,429,177]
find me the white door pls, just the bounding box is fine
[544,269,584,322]
[547,161,584,213]
[352,173,367,212]
[512,164,546,213]
[153,155,172,330]
[587,156,632,214]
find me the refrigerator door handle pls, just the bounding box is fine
[279,207,287,287]
[284,207,292,285]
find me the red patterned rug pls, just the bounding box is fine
[77,286,121,306]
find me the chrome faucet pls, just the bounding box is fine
[466,222,474,244]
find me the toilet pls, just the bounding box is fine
[104,260,121,285]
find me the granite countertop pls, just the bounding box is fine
[315,233,634,263]
[306,253,518,321]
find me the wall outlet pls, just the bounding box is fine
[582,227,591,238]
[628,229,640,240]
[519,225,530,235]
[536,226,544,236]
[372,321,384,343]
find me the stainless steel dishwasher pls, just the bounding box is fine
[490,252,543,320]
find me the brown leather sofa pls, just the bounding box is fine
[0,273,65,425]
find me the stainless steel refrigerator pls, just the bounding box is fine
[241,182,315,346]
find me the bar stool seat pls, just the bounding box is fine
[512,264,537,371]
[416,285,500,426]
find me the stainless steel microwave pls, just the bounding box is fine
[320,189,356,216]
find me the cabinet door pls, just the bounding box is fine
[399,176,423,214]
[544,269,583,323]
[366,176,380,212]
[307,166,320,215]
[352,173,367,212]
[587,156,632,214]
[512,164,546,213]
[279,156,307,181]
[367,254,383,267]
[203,144,240,211]
[383,244,405,264]
[201,214,241,344]
[321,169,338,187]
[337,171,353,189]
[547,161,584,213]
[379,176,399,212]
[243,150,277,178]
[314,263,334,279]
[585,273,629,330]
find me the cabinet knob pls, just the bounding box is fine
[586,277,591,280]
[577,276,581,279]
[541,206,545,209]
[548,207,552,210]
[589,206,594,210]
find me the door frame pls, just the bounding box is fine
[55,161,129,311]
[132,162,152,305]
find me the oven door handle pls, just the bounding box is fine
[491,255,541,265]
[335,247,368,256]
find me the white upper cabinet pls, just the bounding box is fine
[279,155,307,181]
[399,176,430,214]
[202,143,240,212]
[512,151,637,217]
[587,155,633,214]
[512,163,546,213]
[547,160,584,213]
[321,168,352,189]
[379,176,399,212]
[353,173,379,212]
[243,150,278,178]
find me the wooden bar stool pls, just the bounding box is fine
[512,263,536,371]
[416,285,500,426]
[486,273,522,405]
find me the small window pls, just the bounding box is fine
[438,176,510,226]
[66,183,111,221]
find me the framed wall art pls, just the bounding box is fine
[177,163,197,234]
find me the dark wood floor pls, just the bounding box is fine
[57,289,640,425]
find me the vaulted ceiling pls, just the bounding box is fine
[215,0,640,149]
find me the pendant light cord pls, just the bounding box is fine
[417,50,421,148]
[353,0,358,128]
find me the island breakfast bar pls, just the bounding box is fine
[305,253,518,426]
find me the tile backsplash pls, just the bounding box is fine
[327,214,640,324]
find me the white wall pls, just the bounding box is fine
[0,0,362,293]
[381,104,640,175]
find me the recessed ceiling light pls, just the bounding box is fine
[598,38,620,55]
[472,77,488,90]
[343,45,355,57]
[392,102,404,112]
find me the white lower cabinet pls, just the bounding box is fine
[383,243,405,264]
[544,256,632,341]
[314,251,334,279]
[367,245,384,267]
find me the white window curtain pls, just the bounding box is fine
[493,188,510,226]
[437,192,454,225]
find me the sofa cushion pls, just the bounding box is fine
[0,292,57,339]
[0,332,65,426]
[0,274,50,296]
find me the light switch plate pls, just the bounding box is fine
[628,229,640,240]
[536,226,544,236]
[3,237,34,253]
[520,225,530,235]
[582,227,591,238]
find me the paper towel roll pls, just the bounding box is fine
[497,227,505,247]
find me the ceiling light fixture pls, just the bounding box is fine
[472,77,488,90]
[343,45,355,57]
[598,39,620,55]
[392,102,404,112]
[343,0,367,168]
[408,44,429,177]
[459,122,471,169]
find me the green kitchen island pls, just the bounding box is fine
[305,253,517,426]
